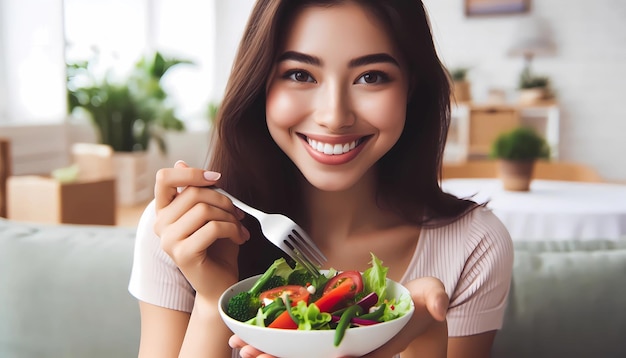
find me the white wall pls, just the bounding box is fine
[422,0,626,181]
[0,0,66,124]
[2,0,625,181]
[212,0,256,98]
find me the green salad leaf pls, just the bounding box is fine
[291,300,332,330]
[362,253,389,306]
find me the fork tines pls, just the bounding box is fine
[284,230,327,277]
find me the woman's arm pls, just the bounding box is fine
[138,302,190,358]
[447,331,496,358]
[135,160,248,357]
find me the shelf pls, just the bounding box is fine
[445,102,560,162]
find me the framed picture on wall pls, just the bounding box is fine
[465,0,530,16]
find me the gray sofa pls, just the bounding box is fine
[1,218,625,358]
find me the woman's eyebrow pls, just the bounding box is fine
[349,53,399,68]
[277,51,399,68]
[277,51,322,66]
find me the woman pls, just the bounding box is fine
[128,0,513,357]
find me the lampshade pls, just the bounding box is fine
[508,17,556,59]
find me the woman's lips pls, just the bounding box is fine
[299,134,371,165]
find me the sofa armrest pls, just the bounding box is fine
[0,218,140,358]
[493,240,626,358]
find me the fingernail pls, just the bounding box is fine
[174,160,187,167]
[236,207,246,219]
[242,226,250,241]
[203,171,221,181]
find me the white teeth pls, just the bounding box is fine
[307,138,359,155]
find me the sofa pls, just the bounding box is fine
[1,217,625,358]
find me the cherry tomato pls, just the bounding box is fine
[260,285,310,306]
[323,271,363,297]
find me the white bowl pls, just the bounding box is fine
[218,272,414,358]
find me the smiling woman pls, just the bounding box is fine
[128,1,514,358]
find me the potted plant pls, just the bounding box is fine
[67,51,190,153]
[517,67,553,105]
[489,126,550,191]
[448,67,472,104]
[66,51,192,205]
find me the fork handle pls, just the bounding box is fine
[213,188,266,219]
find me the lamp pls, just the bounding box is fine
[508,16,556,104]
[508,16,556,75]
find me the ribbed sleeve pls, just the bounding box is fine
[128,200,195,313]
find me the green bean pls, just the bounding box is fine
[334,305,363,346]
[358,303,386,321]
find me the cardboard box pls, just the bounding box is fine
[7,176,116,225]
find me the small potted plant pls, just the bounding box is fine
[517,67,553,105]
[489,126,550,191]
[448,67,472,104]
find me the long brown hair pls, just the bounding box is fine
[208,0,475,277]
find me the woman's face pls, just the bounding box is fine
[266,3,409,192]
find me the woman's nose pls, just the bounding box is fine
[314,83,356,131]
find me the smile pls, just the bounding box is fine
[306,138,360,155]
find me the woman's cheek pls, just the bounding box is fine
[356,91,406,132]
[266,88,308,128]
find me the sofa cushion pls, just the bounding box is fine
[493,240,626,358]
[0,219,140,358]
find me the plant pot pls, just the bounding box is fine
[497,159,535,191]
[452,81,472,103]
[518,88,546,105]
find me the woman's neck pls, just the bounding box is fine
[302,169,405,246]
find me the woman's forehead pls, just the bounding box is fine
[279,3,399,60]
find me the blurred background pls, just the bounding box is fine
[1,0,625,221]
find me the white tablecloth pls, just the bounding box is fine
[441,178,626,241]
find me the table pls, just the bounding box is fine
[441,178,626,241]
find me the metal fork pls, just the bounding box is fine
[214,188,327,277]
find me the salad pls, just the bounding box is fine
[226,253,412,346]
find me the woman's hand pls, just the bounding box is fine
[228,277,449,358]
[153,160,250,302]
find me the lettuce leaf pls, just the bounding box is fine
[361,253,389,306]
[291,301,331,331]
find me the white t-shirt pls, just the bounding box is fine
[129,201,513,339]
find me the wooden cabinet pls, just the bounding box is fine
[445,102,559,162]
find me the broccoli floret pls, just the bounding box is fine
[227,291,261,322]
[287,270,315,287]
[259,275,287,292]
[227,259,286,322]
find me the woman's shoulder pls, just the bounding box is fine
[426,206,512,251]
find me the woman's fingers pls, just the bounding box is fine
[229,336,277,358]
[154,186,245,237]
[404,276,449,322]
[159,202,249,256]
[154,160,222,211]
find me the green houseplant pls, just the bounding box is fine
[517,67,553,105]
[490,126,550,191]
[448,67,471,103]
[66,51,190,153]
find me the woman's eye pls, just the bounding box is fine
[355,71,389,85]
[285,70,315,83]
